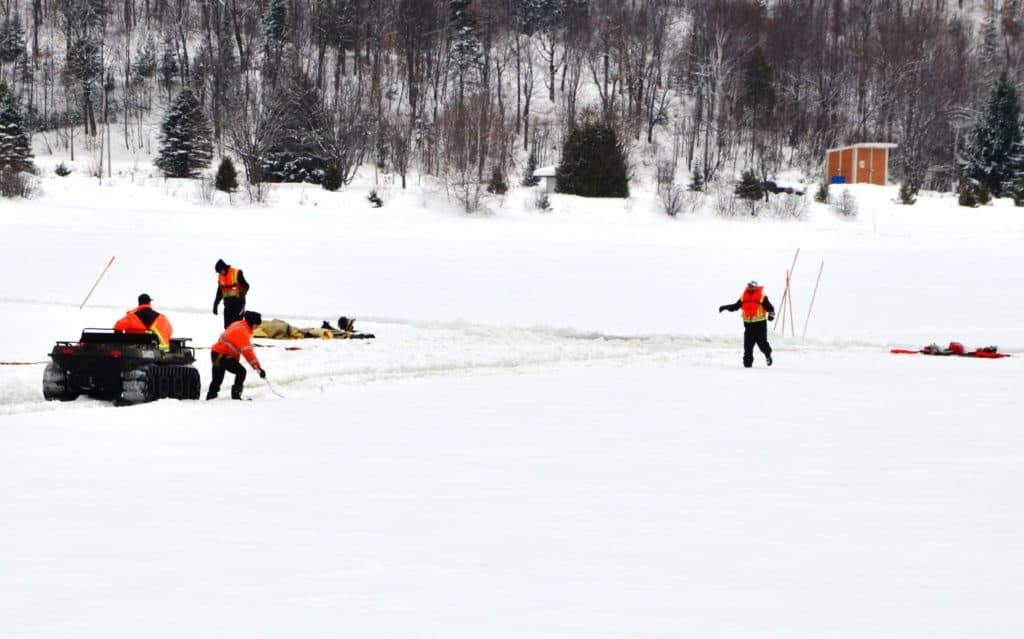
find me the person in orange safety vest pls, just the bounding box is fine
[719,280,776,368]
[114,293,173,351]
[213,258,250,328]
[207,310,266,400]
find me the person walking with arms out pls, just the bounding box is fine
[720,280,775,368]
[213,258,250,329]
[207,310,266,400]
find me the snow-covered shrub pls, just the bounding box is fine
[0,168,38,198]
[767,193,808,219]
[54,162,71,177]
[196,175,215,204]
[660,184,684,217]
[680,189,703,216]
[832,188,858,217]
[711,179,741,217]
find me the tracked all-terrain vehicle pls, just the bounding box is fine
[43,329,202,405]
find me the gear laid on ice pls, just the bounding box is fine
[253,316,374,340]
[43,329,202,405]
[890,341,1011,358]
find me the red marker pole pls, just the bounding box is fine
[80,256,116,309]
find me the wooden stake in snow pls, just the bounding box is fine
[80,256,116,310]
[774,248,799,334]
[802,261,825,340]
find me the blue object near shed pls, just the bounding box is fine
[830,176,846,184]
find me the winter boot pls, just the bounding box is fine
[766,354,773,367]
[206,389,218,400]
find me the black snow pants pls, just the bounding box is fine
[221,297,245,329]
[208,352,247,399]
[742,320,772,368]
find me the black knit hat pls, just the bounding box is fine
[243,311,262,326]
[138,293,152,304]
[215,258,228,272]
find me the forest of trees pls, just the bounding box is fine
[0,0,1022,199]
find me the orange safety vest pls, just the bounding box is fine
[114,305,173,351]
[218,266,244,298]
[212,319,261,368]
[740,286,767,323]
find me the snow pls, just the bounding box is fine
[2,167,1024,638]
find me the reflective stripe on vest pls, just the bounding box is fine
[212,320,260,367]
[219,267,243,297]
[741,287,766,323]
[216,335,251,358]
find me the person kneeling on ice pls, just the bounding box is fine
[719,280,775,368]
[207,310,266,400]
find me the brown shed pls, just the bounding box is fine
[826,143,897,186]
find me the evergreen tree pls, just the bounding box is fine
[897,181,918,205]
[961,73,1023,198]
[449,0,484,85]
[159,35,179,101]
[155,88,213,178]
[555,122,629,198]
[261,0,289,85]
[215,157,239,192]
[521,150,538,186]
[736,169,765,202]
[321,164,342,191]
[486,165,508,194]
[262,0,289,50]
[0,84,35,173]
[688,164,704,192]
[0,10,27,67]
[261,71,329,184]
[133,38,157,80]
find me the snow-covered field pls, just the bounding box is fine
[2,170,1023,638]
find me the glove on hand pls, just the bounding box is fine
[212,304,219,315]
[258,368,267,379]
[768,313,775,321]
[718,306,726,313]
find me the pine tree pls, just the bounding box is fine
[961,73,1023,198]
[321,164,342,191]
[897,181,918,205]
[688,164,704,192]
[521,150,538,186]
[262,0,289,50]
[736,169,764,202]
[486,165,508,194]
[0,10,27,67]
[0,84,35,173]
[262,71,329,184]
[449,0,484,84]
[555,122,629,198]
[155,88,213,178]
[215,157,239,192]
[159,35,179,101]
[133,38,157,80]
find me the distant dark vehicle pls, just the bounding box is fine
[762,180,806,195]
[43,329,202,405]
